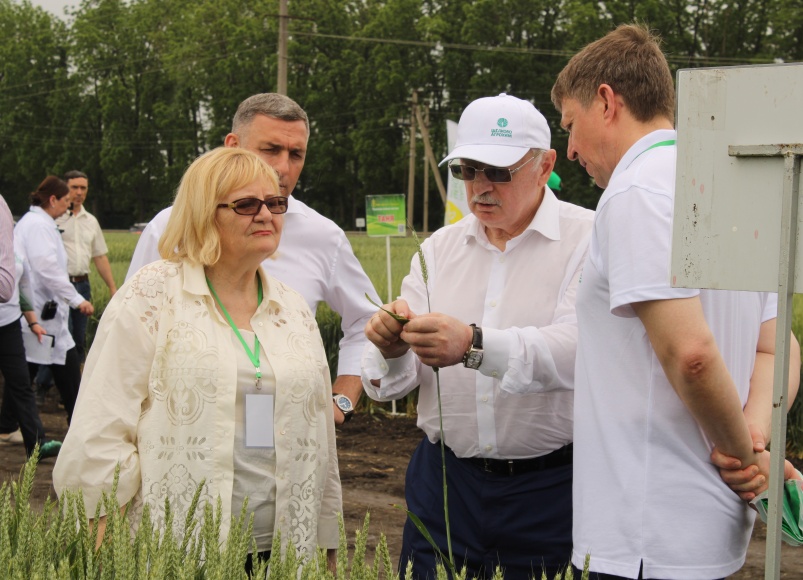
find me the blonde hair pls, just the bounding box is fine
[159,147,279,266]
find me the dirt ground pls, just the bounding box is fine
[3,392,803,578]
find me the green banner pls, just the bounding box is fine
[365,194,406,237]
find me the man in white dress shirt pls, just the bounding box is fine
[362,93,594,579]
[127,93,378,424]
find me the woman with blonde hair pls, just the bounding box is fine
[54,147,342,571]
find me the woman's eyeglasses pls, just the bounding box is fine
[448,154,537,183]
[217,196,289,215]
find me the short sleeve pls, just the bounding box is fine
[598,187,697,317]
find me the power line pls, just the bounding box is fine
[292,30,779,66]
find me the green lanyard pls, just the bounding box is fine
[206,276,264,389]
[630,139,676,166]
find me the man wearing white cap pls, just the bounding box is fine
[361,93,594,579]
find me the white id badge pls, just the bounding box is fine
[245,394,275,448]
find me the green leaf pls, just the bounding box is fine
[365,293,410,324]
[392,505,455,576]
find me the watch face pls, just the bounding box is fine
[335,395,353,412]
[465,350,483,369]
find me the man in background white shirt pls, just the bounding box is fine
[127,93,378,425]
[362,93,594,579]
[56,171,117,362]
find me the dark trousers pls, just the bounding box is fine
[29,346,81,424]
[0,319,47,455]
[69,279,91,362]
[244,550,271,577]
[400,437,572,580]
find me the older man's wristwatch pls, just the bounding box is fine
[462,324,483,370]
[332,393,354,422]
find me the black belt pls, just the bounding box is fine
[447,443,573,476]
[69,274,89,283]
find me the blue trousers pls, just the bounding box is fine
[400,437,572,580]
[69,278,91,362]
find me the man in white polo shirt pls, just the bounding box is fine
[551,24,800,579]
[127,93,378,425]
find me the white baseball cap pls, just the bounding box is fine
[439,93,551,167]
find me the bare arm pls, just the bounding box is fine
[632,296,757,467]
[89,506,127,550]
[712,321,801,500]
[92,254,117,296]
[743,320,800,448]
[332,375,362,426]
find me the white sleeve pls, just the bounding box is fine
[602,188,696,317]
[323,231,380,377]
[0,197,15,303]
[361,344,421,401]
[53,279,158,514]
[126,220,163,281]
[360,244,432,400]
[25,229,84,308]
[492,234,590,394]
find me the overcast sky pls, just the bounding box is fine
[29,0,79,19]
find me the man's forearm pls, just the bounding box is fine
[332,375,363,425]
[93,255,117,295]
[634,297,757,466]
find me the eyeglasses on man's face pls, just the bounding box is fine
[217,196,289,216]
[448,154,537,183]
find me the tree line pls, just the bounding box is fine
[1,0,800,229]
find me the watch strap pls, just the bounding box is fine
[462,323,483,368]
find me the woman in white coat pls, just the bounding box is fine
[14,176,93,423]
[0,229,62,459]
[54,148,342,573]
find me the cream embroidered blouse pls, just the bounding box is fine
[53,259,342,554]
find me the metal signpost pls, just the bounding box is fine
[672,62,803,579]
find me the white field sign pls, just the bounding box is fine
[671,63,803,292]
[672,62,803,580]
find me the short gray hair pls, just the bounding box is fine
[231,93,310,135]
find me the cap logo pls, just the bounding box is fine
[491,117,512,137]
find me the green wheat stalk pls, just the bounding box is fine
[377,224,456,575]
[410,226,455,575]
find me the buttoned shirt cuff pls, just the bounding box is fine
[336,343,365,377]
[478,327,511,379]
[360,344,416,401]
[68,294,85,309]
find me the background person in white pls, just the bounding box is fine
[551,24,801,579]
[15,176,94,425]
[56,170,117,362]
[127,93,377,425]
[0,195,15,303]
[362,94,593,579]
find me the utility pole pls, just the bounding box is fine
[407,90,417,233]
[414,104,447,206]
[277,0,288,95]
